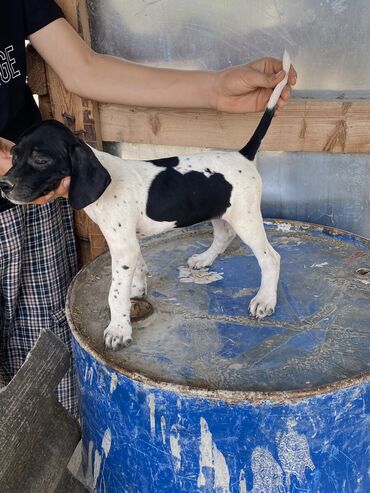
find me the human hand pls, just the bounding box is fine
[32,176,71,205]
[214,56,297,113]
[0,137,14,176]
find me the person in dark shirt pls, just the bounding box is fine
[0,1,296,416]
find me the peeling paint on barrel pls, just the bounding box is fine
[197,417,230,492]
[72,341,370,492]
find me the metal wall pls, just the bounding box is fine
[87,0,370,96]
[259,151,370,239]
[87,0,370,238]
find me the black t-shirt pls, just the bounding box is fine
[0,0,63,211]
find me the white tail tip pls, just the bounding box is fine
[267,49,291,110]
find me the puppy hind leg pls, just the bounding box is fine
[232,218,280,319]
[187,219,235,269]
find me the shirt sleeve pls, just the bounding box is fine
[23,0,64,37]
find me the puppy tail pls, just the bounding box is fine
[239,50,291,161]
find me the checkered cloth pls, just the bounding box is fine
[0,199,78,416]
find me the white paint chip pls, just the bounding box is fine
[170,425,181,471]
[93,449,102,489]
[178,266,223,284]
[276,420,315,489]
[84,365,93,385]
[276,222,292,232]
[239,469,247,493]
[110,373,118,394]
[102,428,112,457]
[198,417,230,493]
[149,394,156,436]
[161,416,166,445]
[251,447,284,493]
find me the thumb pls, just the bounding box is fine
[249,69,286,89]
[57,176,71,198]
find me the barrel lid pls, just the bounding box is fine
[67,220,370,400]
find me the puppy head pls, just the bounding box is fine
[0,120,111,209]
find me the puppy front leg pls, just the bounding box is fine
[104,240,139,351]
[131,250,149,299]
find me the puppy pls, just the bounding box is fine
[0,51,290,351]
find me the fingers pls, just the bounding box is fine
[268,62,297,88]
[0,137,15,155]
[249,56,297,87]
[31,176,71,205]
[248,67,286,89]
[32,191,56,205]
[0,157,12,176]
[55,176,71,198]
[288,65,297,86]
[277,85,291,107]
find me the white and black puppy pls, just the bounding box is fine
[0,52,290,351]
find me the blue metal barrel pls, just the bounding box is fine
[67,220,370,493]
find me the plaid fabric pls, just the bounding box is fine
[0,198,78,416]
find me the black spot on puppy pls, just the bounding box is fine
[122,265,129,270]
[147,156,180,168]
[146,168,232,228]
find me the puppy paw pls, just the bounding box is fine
[104,323,132,351]
[249,294,276,320]
[187,252,215,269]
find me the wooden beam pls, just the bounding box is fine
[99,99,370,154]
[26,45,48,96]
[0,331,83,492]
[47,0,102,146]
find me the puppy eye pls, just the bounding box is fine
[34,157,50,165]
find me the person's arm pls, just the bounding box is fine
[29,18,296,113]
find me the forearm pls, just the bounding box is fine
[30,18,217,110]
[71,53,217,109]
[30,18,296,115]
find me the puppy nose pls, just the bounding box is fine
[0,177,15,194]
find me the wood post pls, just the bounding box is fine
[45,0,107,266]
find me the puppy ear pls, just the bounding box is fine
[68,140,111,210]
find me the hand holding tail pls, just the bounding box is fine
[239,50,291,161]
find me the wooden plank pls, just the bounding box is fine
[48,0,102,146]
[26,45,48,96]
[0,397,81,493]
[0,330,81,493]
[99,99,370,154]
[26,45,53,120]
